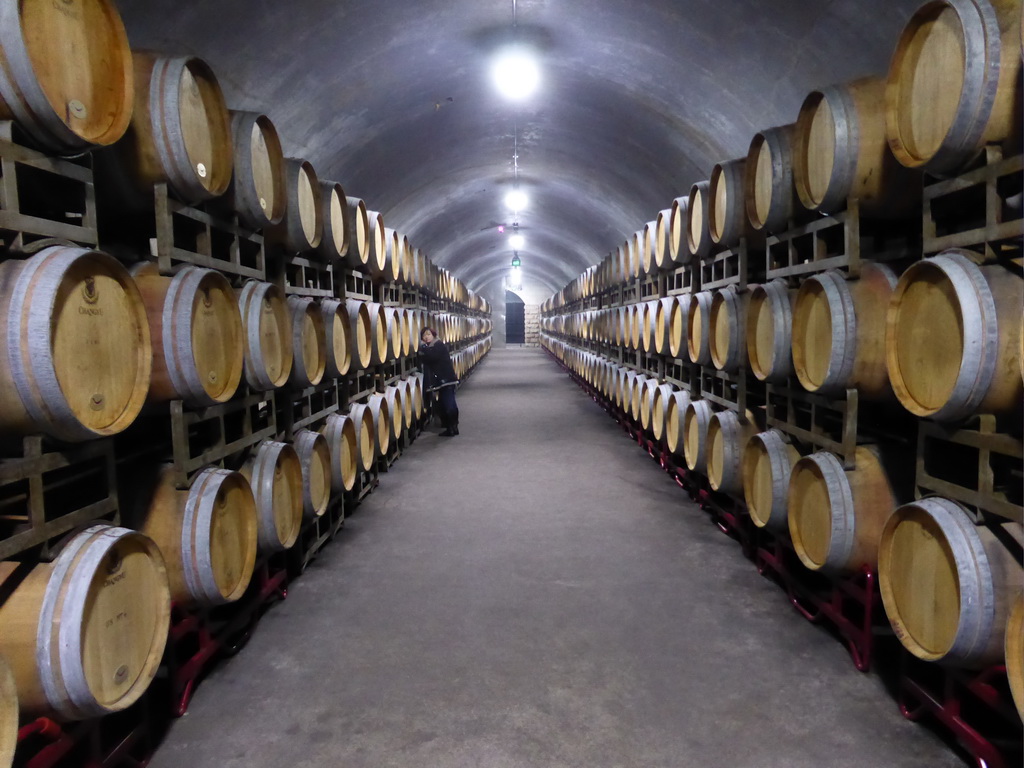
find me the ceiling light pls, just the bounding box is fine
[511,255,522,268]
[509,234,525,249]
[505,189,528,211]
[491,47,540,100]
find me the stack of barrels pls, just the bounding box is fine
[543,0,1024,729]
[0,0,491,759]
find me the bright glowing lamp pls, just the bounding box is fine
[505,189,528,211]
[509,234,525,250]
[491,47,540,100]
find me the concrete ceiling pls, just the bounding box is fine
[116,0,921,295]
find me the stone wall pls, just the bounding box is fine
[525,305,541,347]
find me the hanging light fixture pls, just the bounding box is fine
[511,254,522,268]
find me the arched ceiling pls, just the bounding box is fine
[117,0,921,295]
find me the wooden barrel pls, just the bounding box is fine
[367,394,391,456]
[886,250,1023,421]
[227,111,286,229]
[384,385,405,440]
[639,221,657,275]
[294,428,331,520]
[687,181,714,258]
[746,279,795,382]
[237,280,292,391]
[346,299,374,371]
[399,378,415,429]
[384,229,403,283]
[410,373,425,419]
[788,446,896,575]
[383,307,404,362]
[142,466,257,605]
[640,300,658,352]
[365,301,390,365]
[792,262,897,398]
[630,374,649,423]
[366,210,388,277]
[286,296,326,388]
[0,0,133,153]
[0,655,14,767]
[794,77,920,216]
[1008,594,1024,718]
[321,298,351,378]
[886,0,1023,175]
[667,197,691,266]
[654,208,673,269]
[344,196,371,270]
[622,370,638,413]
[120,53,232,203]
[132,263,243,406]
[710,158,759,247]
[347,403,376,472]
[710,285,748,372]
[315,180,350,261]
[666,391,693,456]
[270,158,323,253]
[745,123,797,232]
[0,525,170,720]
[239,440,302,553]
[629,304,643,350]
[683,399,715,472]
[0,246,151,441]
[743,429,801,532]
[629,233,642,279]
[639,377,659,431]
[707,410,758,496]
[687,291,714,365]
[879,497,1024,667]
[652,297,674,355]
[651,383,676,441]
[321,413,358,493]
[668,294,692,359]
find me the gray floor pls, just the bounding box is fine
[151,348,964,768]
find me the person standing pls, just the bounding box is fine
[418,327,459,436]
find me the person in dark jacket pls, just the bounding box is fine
[419,327,459,436]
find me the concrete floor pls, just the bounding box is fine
[150,348,966,768]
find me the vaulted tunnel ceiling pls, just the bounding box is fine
[117,0,922,297]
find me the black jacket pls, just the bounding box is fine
[419,340,457,391]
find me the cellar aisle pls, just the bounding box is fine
[150,348,962,768]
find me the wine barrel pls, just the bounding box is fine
[710,158,760,247]
[367,394,391,456]
[286,296,327,388]
[384,385,405,440]
[629,233,642,279]
[344,196,371,271]
[0,0,133,153]
[665,390,693,456]
[1008,594,1024,718]
[668,294,692,359]
[132,263,243,407]
[237,280,292,391]
[364,301,389,365]
[228,111,286,229]
[687,181,714,258]
[239,440,302,553]
[294,428,331,520]
[384,229,403,283]
[119,53,232,203]
[366,210,388,277]
[622,370,638,413]
[683,399,715,472]
[788,446,896,574]
[641,300,658,353]
[746,279,795,382]
[0,655,13,767]
[654,208,673,269]
[346,299,374,371]
[0,525,170,720]
[410,373,425,419]
[653,297,675,355]
[651,383,676,441]
[269,158,323,253]
[745,123,797,232]
[383,307,404,362]
[310,180,350,261]
[321,413,358,493]
[687,291,714,365]
[710,285,749,372]
[792,262,897,398]
[141,466,257,605]
[886,250,1023,421]
[886,0,1023,175]
[399,378,415,429]
[707,410,758,496]
[630,374,649,423]
[879,497,1024,667]
[639,377,659,431]
[669,196,691,265]
[0,246,151,442]
[639,221,657,275]
[794,77,920,216]
[347,403,376,472]
[743,429,801,532]
[629,304,643,350]
[321,298,352,378]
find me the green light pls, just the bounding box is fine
[511,255,521,268]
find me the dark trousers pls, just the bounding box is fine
[435,385,459,428]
